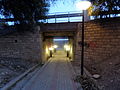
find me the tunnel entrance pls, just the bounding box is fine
[42,35,74,62]
[53,37,68,50]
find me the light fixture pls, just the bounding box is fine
[64,44,70,51]
[49,47,54,51]
[53,45,58,49]
[76,1,91,10]
[76,0,92,75]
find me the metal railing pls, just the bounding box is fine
[40,11,83,23]
[1,11,120,24]
[0,11,83,24]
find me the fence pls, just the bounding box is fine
[40,11,84,23]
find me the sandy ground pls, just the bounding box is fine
[71,54,120,90]
[0,57,36,88]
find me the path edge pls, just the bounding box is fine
[1,59,51,90]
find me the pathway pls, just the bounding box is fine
[11,50,82,90]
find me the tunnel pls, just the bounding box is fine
[42,31,75,63]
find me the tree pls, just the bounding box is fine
[90,0,120,19]
[0,0,57,31]
[0,0,50,24]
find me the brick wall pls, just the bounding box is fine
[75,18,120,73]
[0,26,42,62]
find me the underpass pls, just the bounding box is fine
[1,12,83,90]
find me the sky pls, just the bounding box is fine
[46,0,83,23]
[49,0,81,13]
[3,0,120,24]
[3,0,82,25]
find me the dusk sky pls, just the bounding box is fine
[47,0,83,23]
[49,0,82,13]
[3,0,82,25]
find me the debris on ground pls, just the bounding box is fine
[74,75,99,90]
[0,57,37,88]
[71,55,120,90]
[92,74,101,79]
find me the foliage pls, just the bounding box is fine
[89,0,120,18]
[1,0,50,23]
[0,0,52,31]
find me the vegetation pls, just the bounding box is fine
[0,0,57,31]
[89,0,120,19]
[0,0,119,30]
[0,0,49,22]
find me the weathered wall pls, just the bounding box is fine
[41,22,78,32]
[0,26,42,62]
[75,18,120,73]
[42,38,53,62]
[1,18,119,65]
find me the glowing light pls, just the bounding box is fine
[64,44,68,49]
[76,1,91,10]
[49,47,54,51]
[53,45,58,48]
[53,39,69,41]
[46,47,49,54]
[64,44,70,51]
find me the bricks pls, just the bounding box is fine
[75,18,120,69]
[0,27,42,62]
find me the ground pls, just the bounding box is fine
[0,57,36,88]
[0,51,120,90]
[71,53,120,90]
[94,53,120,90]
[10,51,82,90]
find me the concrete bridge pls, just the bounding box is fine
[41,22,79,32]
[40,22,82,62]
[41,22,80,37]
[37,13,84,62]
[0,12,83,62]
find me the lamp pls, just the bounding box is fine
[76,0,91,75]
[53,45,58,49]
[76,1,91,10]
[64,44,70,57]
[49,47,54,57]
[49,47,54,51]
[53,45,58,53]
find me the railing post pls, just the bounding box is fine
[68,12,70,22]
[47,19,48,23]
[42,11,83,23]
[55,13,56,23]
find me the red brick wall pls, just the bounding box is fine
[76,18,120,74]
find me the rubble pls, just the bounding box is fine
[74,75,99,90]
[92,74,101,79]
[0,57,36,88]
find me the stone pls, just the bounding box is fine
[109,62,112,65]
[92,74,101,79]
[110,80,113,82]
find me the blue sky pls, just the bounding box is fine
[5,0,82,25]
[46,0,83,23]
[49,0,81,13]
[1,0,120,25]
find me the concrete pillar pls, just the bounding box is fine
[84,10,90,22]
